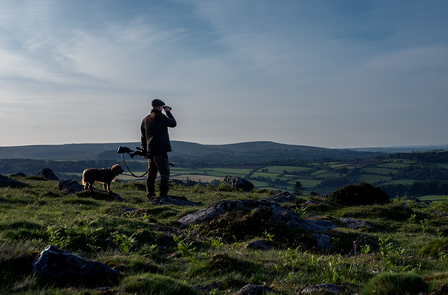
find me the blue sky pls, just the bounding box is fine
[1,0,447,148]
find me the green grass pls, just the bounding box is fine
[3,177,448,294]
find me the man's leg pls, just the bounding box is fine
[146,156,158,200]
[152,153,170,197]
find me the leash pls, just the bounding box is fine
[121,154,148,178]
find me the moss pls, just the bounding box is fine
[361,272,427,295]
[420,238,448,258]
[122,273,200,295]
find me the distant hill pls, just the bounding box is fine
[0,141,386,163]
[1,141,447,163]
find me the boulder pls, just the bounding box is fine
[58,179,84,194]
[339,218,374,229]
[301,283,341,293]
[37,168,59,180]
[312,234,333,251]
[32,245,119,286]
[246,240,272,250]
[178,192,336,232]
[151,195,204,207]
[0,174,27,187]
[10,172,27,177]
[237,284,273,294]
[57,179,124,202]
[223,175,254,192]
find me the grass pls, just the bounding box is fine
[2,177,448,294]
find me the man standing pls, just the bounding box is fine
[141,99,177,200]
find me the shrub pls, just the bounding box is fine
[361,272,427,295]
[329,182,390,206]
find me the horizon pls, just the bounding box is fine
[1,139,448,150]
[1,1,447,148]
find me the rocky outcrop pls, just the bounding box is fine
[151,195,203,206]
[0,174,27,187]
[37,168,59,180]
[32,245,119,286]
[237,284,273,294]
[178,192,336,232]
[57,179,124,202]
[223,176,255,192]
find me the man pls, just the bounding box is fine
[141,99,177,200]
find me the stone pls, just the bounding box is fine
[0,174,27,187]
[237,284,273,294]
[312,234,333,251]
[178,192,336,232]
[339,218,374,229]
[223,175,255,192]
[10,172,27,177]
[301,283,341,293]
[246,240,272,250]
[32,245,119,285]
[57,179,124,202]
[37,168,59,180]
[58,179,84,194]
[151,195,204,207]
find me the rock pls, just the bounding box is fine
[58,179,84,194]
[151,195,204,207]
[32,245,119,286]
[57,179,124,202]
[246,240,272,250]
[10,172,27,177]
[259,191,296,203]
[178,193,336,232]
[237,284,273,294]
[37,168,59,180]
[0,174,28,187]
[300,283,341,293]
[223,175,255,192]
[312,234,333,251]
[339,218,374,229]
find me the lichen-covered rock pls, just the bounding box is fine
[0,174,27,187]
[32,245,119,286]
[223,175,255,192]
[151,195,203,207]
[178,192,336,232]
[339,218,374,229]
[237,284,273,294]
[246,240,272,250]
[37,168,59,180]
[312,234,333,251]
[58,179,84,194]
[301,283,341,293]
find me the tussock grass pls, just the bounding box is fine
[2,178,448,294]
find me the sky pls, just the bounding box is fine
[1,0,447,149]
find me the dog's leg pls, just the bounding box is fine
[104,182,110,193]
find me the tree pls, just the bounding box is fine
[292,181,304,196]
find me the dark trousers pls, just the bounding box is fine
[146,153,170,197]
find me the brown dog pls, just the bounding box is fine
[82,164,125,193]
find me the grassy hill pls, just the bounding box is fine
[2,177,448,294]
[0,141,383,161]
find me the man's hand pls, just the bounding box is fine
[163,105,172,112]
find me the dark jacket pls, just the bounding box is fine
[141,109,177,155]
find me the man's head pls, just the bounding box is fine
[151,99,165,110]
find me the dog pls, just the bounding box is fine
[82,164,125,193]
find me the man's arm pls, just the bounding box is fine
[163,111,177,128]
